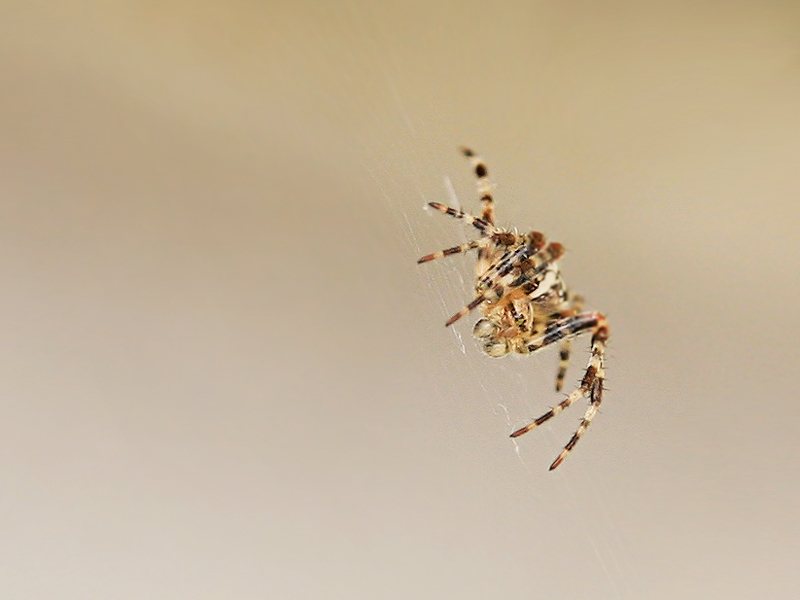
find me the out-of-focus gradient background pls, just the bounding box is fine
[2,2,799,598]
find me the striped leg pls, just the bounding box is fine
[460,147,494,225]
[426,202,495,234]
[550,377,604,470]
[555,294,584,392]
[417,239,486,264]
[510,312,608,470]
[474,233,548,292]
[418,230,530,265]
[550,329,607,470]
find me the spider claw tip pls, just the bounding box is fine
[444,312,465,327]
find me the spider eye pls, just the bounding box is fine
[473,318,498,339]
[483,339,510,357]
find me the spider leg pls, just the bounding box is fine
[445,241,565,327]
[460,147,495,225]
[474,232,547,291]
[550,378,603,470]
[426,202,495,234]
[418,230,527,265]
[445,294,489,327]
[509,311,608,470]
[495,242,564,292]
[555,294,584,392]
[474,241,564,304]
[444,246,530,326]
[417,239,486,264]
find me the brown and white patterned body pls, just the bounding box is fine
[418,148,610,470]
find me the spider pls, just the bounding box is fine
[418,147,609,470]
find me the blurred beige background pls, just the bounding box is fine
[2,1,799,598]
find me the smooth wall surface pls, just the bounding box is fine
[2,2,799,598]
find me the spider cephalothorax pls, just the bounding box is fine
[418,147,609,470]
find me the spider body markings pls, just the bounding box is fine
[418,147,609,470]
